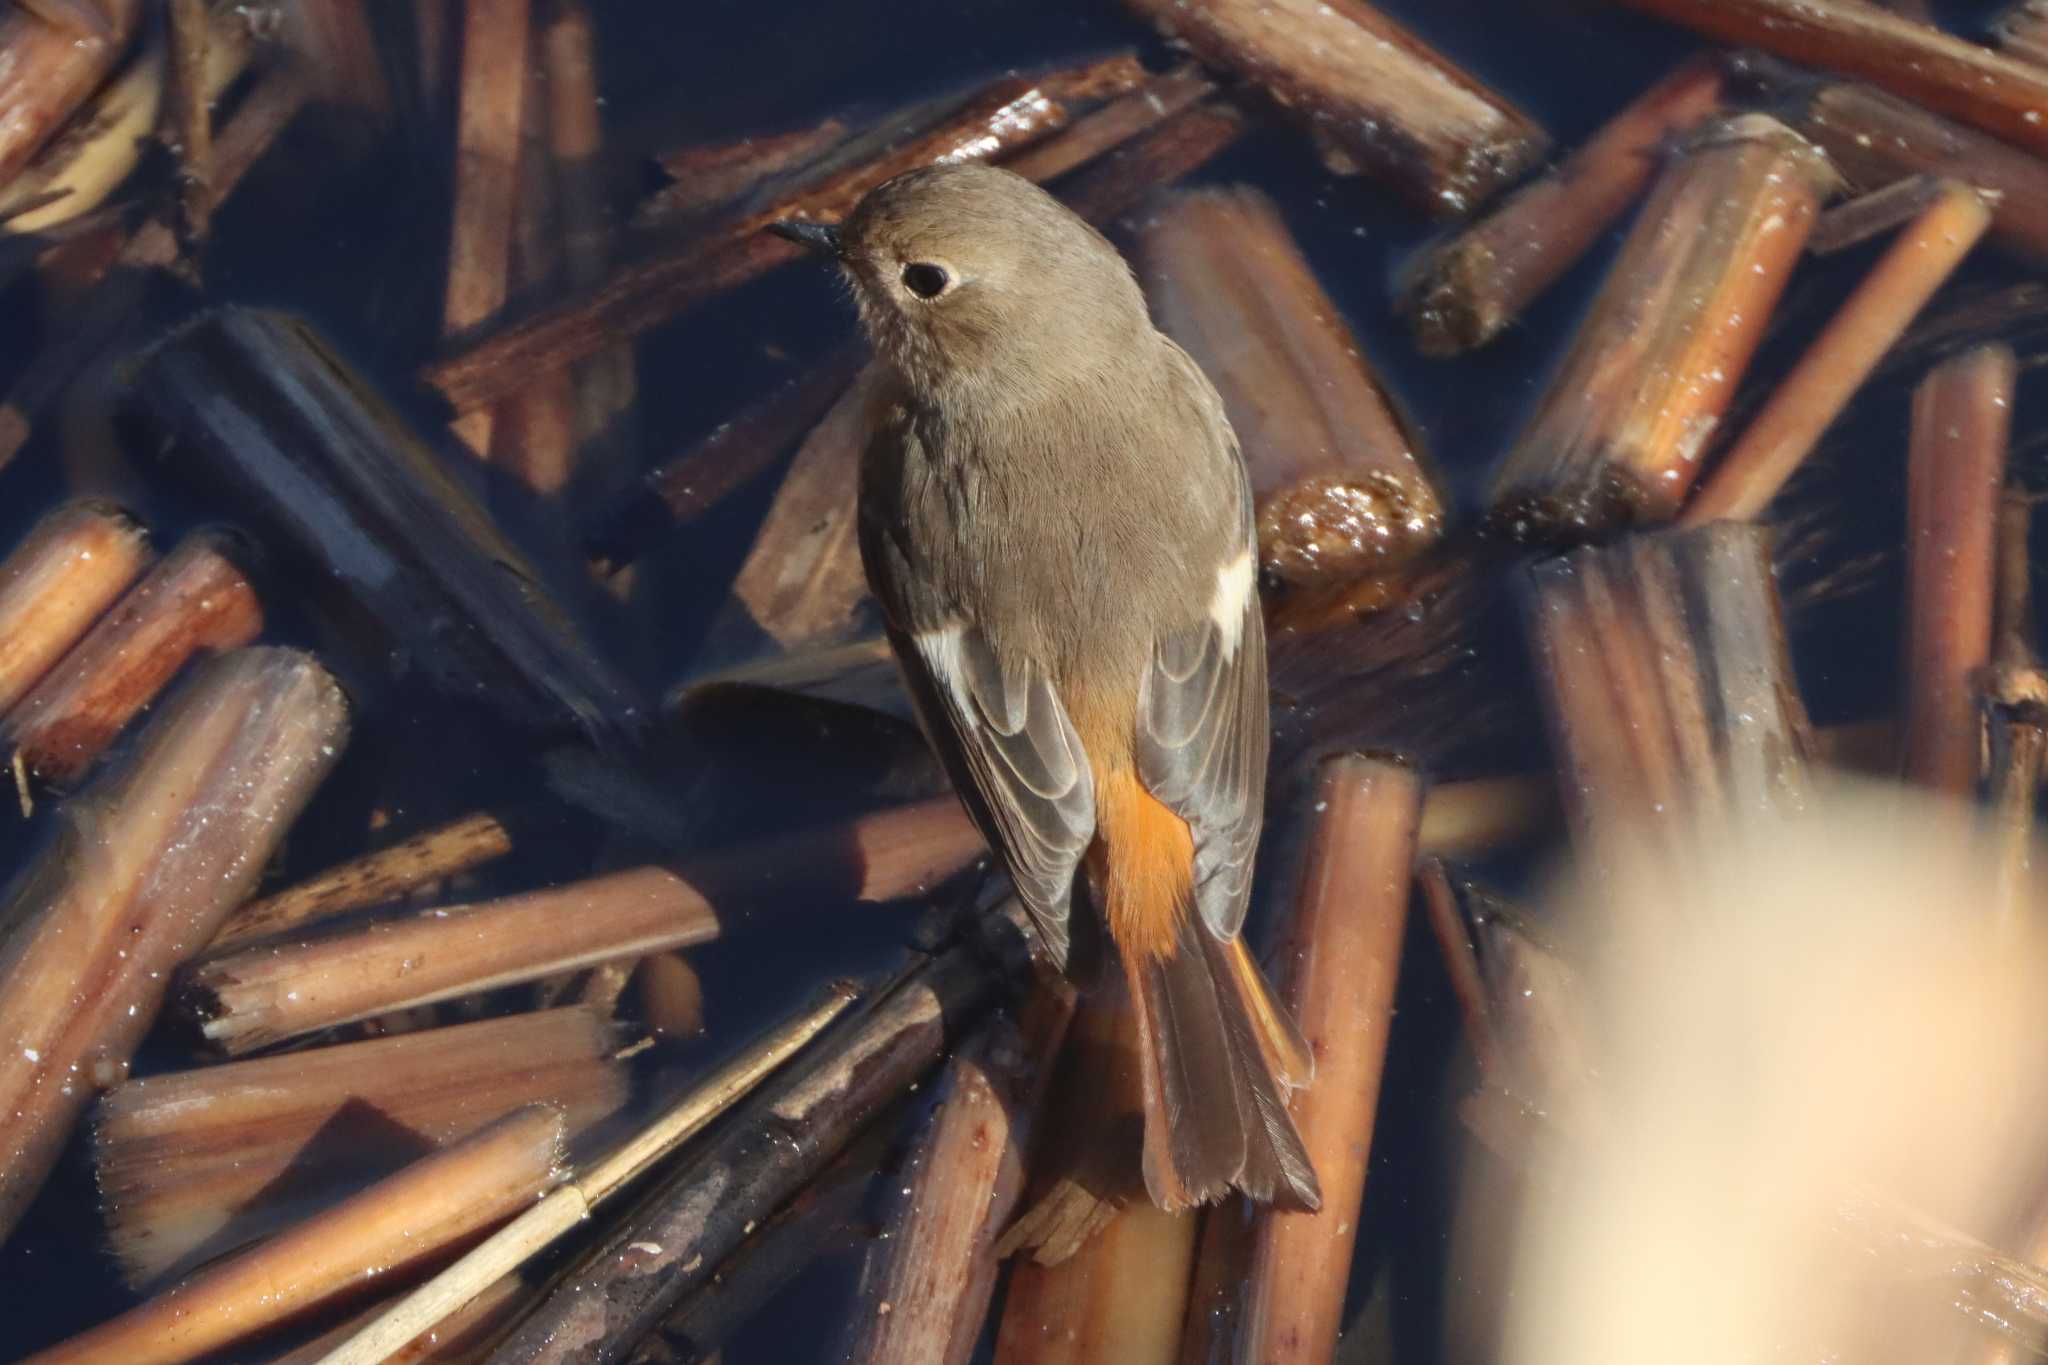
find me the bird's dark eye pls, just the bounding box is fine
[901,262,950,299]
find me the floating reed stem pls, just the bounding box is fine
[0,648,348,1244]
[1682,181,1992,524]
[316,984,857,1365]
[636,951,706,1039]
[1780,76,2048,266]
[4,528,264,793]
[1527,521,1816,863]
[125,305,643,748]
[1487,116,1835,540]
[1002,65,1214,185]
[635,117,853,232]
[422,58,1140,415]
[993,1200,1198,1365]
[844,982,1077,1365]
[0,0,141,189]
[213,805,526,949]
[1400,54,1725,355]
[27,1105,567,1365]
[1901,345,2015,795]
[93,1005,626,1286]
[158,0,213,248]
[187,795,984,1054]
[0,499,152,718]
[1120,0,1548,216]
[1137,186,1442,588]
[1238,754,1420,1365]
[1982,490,2045,931]
[1615,0,2048,159]
[483,943,1005,1364]
[274,0,395,122]
[1996,1,2048,68]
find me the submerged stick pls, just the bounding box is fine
[94,1005,626,1287]
[0,648,348,1244]
[0,499,152,718]
[1121,0,1548,216]
[187,796,985,1053]
[1238,755,1420,1365]
[125,305,644,748]
[483,942,1008,1364]
[318,984,857,1365]
[1616,0,2048,159]
[1400,54,1725,355]
[1982,495,2045,931]
[423,60,1134,414]
[212,805,525,949]
[1901,345,2015,795]
[158,0,212,248]
[1137,186,1442,587]
[1488,116,1834,540]
[3,528,264,792]
[1996,1,2048,69]
[28,1105,567,1365]
[844,983,1078,1365]
[1682,181,1992,524]
[993,1202,1198,1365]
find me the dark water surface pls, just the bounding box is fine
[0,0,2031,1360]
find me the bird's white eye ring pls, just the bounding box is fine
[901,262,951,299]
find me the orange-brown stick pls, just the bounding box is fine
[0,501,152,718]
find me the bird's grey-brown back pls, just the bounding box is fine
[837,162,1249,692]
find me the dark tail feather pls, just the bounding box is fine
[1124,918,1322,1212]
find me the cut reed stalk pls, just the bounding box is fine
[1487,116,1835,540]
[1238,754,1420,1364]
[482,944,1004,1364]
[1681,181,1992,524]
[844,982,1078,1365]
[93,1004,626,1287]
[158,0,212,248]
[3,528,264,792]
[0,648,348,1244]
[187,796,984,1053]
[315,984,857,1365]
[1400,54,1725,355]
[0,499,152,718]
[212,805,525,949]
[26,1105,567,1365]
[1120,0,1549,216]
[1137,186,1443,588]
[1901,345,2015,795]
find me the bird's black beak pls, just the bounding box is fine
[769,219,843,259]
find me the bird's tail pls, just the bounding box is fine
[1122,914,1322,1212]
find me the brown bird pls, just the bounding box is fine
[773,162,1319,1212]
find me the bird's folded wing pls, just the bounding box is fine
[892,621,1095,967]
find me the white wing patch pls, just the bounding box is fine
[916,623,972,713]
[1209,549,1255,662]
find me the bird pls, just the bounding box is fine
[772,161,1320,1213]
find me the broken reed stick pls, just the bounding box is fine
[0,499,152,718]
[1774,76,2048,266]
[0,63,312,471]
[1680,181,1993,525]
[1120,0,1548,217]
[445,0,533,456]
[1614,0,2048,160]
[636,951,706,1039]
[1487,116,1835,541]
[1982,528,2045,928]
[483,942,1007,1365]
[704,101,1246,657]
[0,647,349,1244]
[211,805,524,949]
[0,0,141,189]
[274,0,395,123]
[28,1104,567,1365]
[1238,754,1420,1365]
[0,4,252,235]
[187,795,984,1054]
[1418,857,1503,1080]
[843,982,1078,1365]
[423,58,1137,415]
[1416,773,1553,856]
[318,984,858,1365]
[1002,65,1214,184]
[1527,521,1816,864]
[159,0,212,248]
[1901,345,2015,796]
[993,1202,1199,1365]
[3,527,264,792]
[1399,53,1726,355]
[1997,1,2048,68]
[1137,186,1443,588]
[93,1004,625,1287]
[271,1270,529,1365]
[126,306,644,748]
[635,117,853,231]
